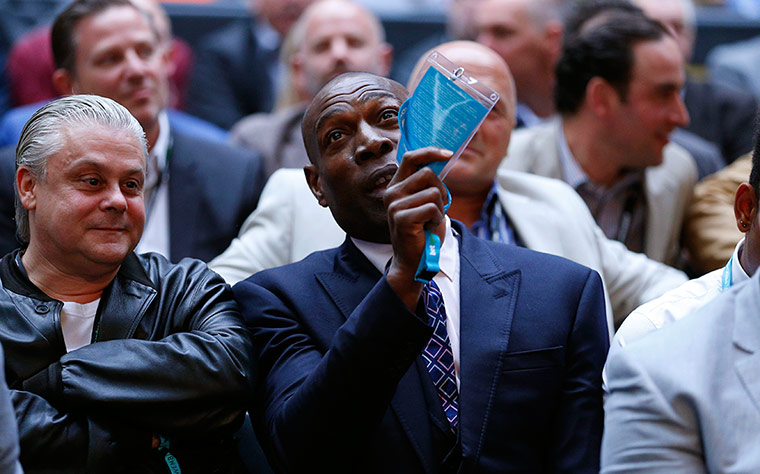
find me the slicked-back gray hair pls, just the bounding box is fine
[15,94,147,245]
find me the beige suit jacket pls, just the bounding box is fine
[503,120,698,267]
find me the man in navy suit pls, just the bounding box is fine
[0,0,266,262]
[233,71,609,472]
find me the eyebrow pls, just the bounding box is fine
[315,91,401,134]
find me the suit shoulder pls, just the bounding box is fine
[476,235,596,280]
[243,246,341,288]
[172,130,261,164]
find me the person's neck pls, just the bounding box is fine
[519,77,556,119]
[145,122,160,152]
[563,117,624,187]
[739,237,757,277]
[21,246,118,304]
[447,187,490,228]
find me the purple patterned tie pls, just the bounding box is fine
[421,280,459,430]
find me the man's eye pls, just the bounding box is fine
[327,130,343,143]
[85,178,99,186]
[380,109,398,121]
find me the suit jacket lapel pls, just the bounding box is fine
[455,223,521,464]
[167,133,202,261]
[733,277,760,415]
[315,239,438,473]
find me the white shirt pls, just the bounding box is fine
[136,112,171,259]
[60,299,100,352]
[352,217,462,386]
[604,239,749,386]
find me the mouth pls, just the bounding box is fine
[365,163,399,194]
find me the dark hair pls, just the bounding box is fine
[51,0,137,73]
[554,9,667,115]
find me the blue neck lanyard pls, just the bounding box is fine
[721,258,733,292]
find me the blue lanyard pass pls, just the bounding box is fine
[415,186,452,282]
[397,52,498,282]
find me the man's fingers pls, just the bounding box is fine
[391,147,453,184]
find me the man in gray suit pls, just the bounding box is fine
[503,9,697,266]
[603,267,760,472]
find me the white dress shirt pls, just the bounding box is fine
[352,217,462,386]
[136,112,171,259]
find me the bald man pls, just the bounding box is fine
[211,41,686,332]
[229,0,392,177]
[476,0,564,126]
[234,67,608,472]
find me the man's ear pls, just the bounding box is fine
[587,77,618,118]
[16,167,38,212]
[52,69,75,96]
[304,164,328,207]
[734,183,757,233]
[376,43,394,78]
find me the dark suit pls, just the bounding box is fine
[186,21,276,130]
[234,221,609,473]
[0,129,266,262]
[684,78,758,164]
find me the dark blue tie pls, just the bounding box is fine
[421,280,459,430]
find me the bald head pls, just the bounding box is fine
[632,0,695,61]
[290,0,392,102]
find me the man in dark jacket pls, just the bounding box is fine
[1,94,254,473]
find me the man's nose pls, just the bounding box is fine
[355,120,393,162]
[329,38,350,62]
[124,49,148,78]
[100,183,128,212]
[671,94,690,128]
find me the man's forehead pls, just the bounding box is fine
[76,5,157,52]
[307,75,406,126]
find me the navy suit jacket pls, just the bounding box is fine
[233,221,609,473]
[0,129,265,262]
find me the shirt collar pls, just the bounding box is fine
[557,119,644,194]
[733,237,750,285]
[351,216,457,283]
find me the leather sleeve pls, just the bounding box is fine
[55,266,254,435]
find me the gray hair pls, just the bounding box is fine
[15,94,147,245]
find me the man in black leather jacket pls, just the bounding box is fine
[0,95,254,473]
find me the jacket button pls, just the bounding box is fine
[35,304,49,314]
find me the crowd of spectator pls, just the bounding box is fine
[1,0,760,472]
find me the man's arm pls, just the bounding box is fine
[601,346,706,474]
[21,264,254,434]
[595,223,687,326]
[550,269,609,473]
[236,274,432,472]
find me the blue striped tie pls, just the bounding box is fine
[421,280,459,430]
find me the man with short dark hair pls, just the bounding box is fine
[0,0,266,261]
[234,71,609,472]
[1,94,253,473]
[503,10,697,266]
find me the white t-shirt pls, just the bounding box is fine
[60,299,100,352]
